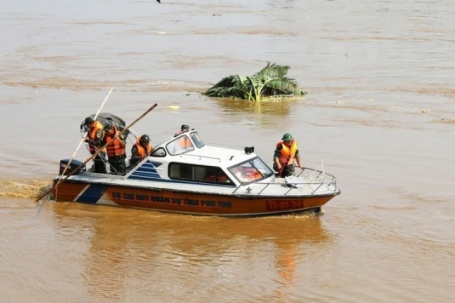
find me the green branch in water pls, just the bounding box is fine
[202,62,307,102]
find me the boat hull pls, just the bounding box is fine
[52,180,339,217]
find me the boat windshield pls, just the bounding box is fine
[166,134,195,155]
[228,157,274,183]
[189,131,204,148]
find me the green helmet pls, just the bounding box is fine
[140,134,150,142]
[85,116,95,125]
[103,121,113,130]
[282,133,293,141]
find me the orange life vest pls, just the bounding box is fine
[179,136,192,148]
[88,121,103,153]
[243,167,262,180]
[134,139,152,159]
[105,127,126,157]
[277,141,298,166]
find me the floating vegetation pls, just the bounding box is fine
[202,62,306,102]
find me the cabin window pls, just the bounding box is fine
[190,132,205,148]
[168,163,233,185]
[169,163,192,180]
[250,157,274,178]
[228,157,274,183]
[150,147,166,157]
[166,135,195,155]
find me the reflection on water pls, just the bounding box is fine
[49,202,331,302]
[214,97,297,116]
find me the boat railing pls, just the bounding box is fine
[232,167,338,195]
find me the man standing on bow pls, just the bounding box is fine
[273,133,303,178]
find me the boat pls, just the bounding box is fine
[51,126,341,217]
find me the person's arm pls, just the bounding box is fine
[295,156,303,168]
[295,150,303,168]
[118,138,126,148]
[273,145,282,170]
[274,157,281,170]
[94,129,104,146]
[117,132,127,148]
[130,145,139,165]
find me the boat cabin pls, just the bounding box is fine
[132,130,276,187]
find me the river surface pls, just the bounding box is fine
[1,1,454,302]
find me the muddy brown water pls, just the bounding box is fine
[1,1,454,302]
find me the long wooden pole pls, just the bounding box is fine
[35,103,158,203]
[94,87,114,120]
[60,87,114,177]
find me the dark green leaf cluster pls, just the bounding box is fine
[202,62,307,102]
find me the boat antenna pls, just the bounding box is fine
[35,103,158,205]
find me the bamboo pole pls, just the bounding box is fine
[35,103,158,203]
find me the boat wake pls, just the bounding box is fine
[0,179,51,199]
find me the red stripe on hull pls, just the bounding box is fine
[53,181,88,202]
